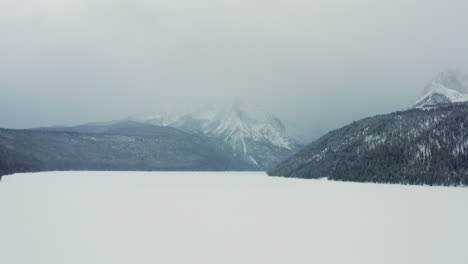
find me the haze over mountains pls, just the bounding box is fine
[0,102,301,176]
[94,101,303,169]
[2,70,468,185]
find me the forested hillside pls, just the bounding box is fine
[0,121,256,176]
[268,103,468,186]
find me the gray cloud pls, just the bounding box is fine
[2,0,468,140]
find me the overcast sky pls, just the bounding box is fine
[1,0,468,138]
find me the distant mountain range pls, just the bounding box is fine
[126,102,302,169]
[269,77,468,186]
[0,102,301,176]
[0,121,257,177]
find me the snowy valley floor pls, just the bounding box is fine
[1,171,467,264]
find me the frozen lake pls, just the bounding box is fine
[1,171,467,264]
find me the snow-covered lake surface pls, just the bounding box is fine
[1,171,467,264]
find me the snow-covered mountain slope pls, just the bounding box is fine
[410,70,468,109]
[131,102,302,169]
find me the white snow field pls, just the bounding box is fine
[1,171,467,264]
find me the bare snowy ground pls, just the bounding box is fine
[1,171,467,264]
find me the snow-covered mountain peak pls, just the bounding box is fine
[173,102,298,152]
[410,69,468,109]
